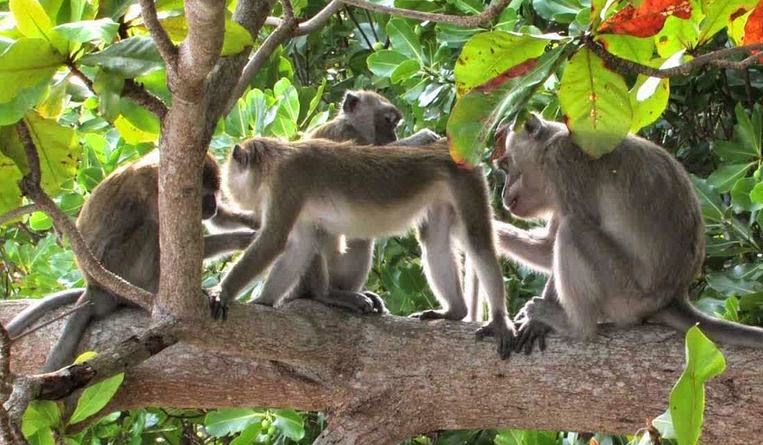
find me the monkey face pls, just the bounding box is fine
[343,90,402,144]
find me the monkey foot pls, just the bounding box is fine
[514,318,551,355]
[205,287,228,321]
[475,318,515,359]
[317,290,388,315]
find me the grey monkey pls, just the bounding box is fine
[7,152,256,371]
[207,137,515,358]
[494,114,763,352]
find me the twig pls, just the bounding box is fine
[10,300,91,343]
[138,0,178,68]
[66,62,94,91]
[0,204,37,226]
[345,7,374,49]
[123,80,168,121]
[14,121,154,312]
[0,324,24,444]
[264,0,342,34]
[338,0,511,27]
[587,38,763,78]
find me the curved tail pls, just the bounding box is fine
[651,299,763,348]
[6,288,85,337]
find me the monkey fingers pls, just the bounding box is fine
[515,319,551,355]
[314,290,384,315]
[363,291,388,314]
[410,309,462,321]
[475,319,515,359]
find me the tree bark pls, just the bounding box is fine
[4,300,762,445]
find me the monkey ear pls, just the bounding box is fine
[342,92,360,113]
[232,144,249,165]
[524,114,544,139]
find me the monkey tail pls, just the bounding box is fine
[651,298,763,348]
[5,288,85,337]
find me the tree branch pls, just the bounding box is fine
[138,0,178,68]
[0,324,24,445]
[5,299,763,444]
[588,38,763,78]
[14,121,154,312]
[174,0,226,98]
[122,80,168,121]
[264,0,342,34]
[338,0,511,26]
[0,204,36,226]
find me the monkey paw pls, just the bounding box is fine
[205,287,229,321]
[363,291,389,315]
[514,319,551,355]
[475,318,515,360]
[410,308,464,321]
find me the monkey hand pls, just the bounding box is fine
[514,297,552,354]
[205,286,229,321]
[475,317,516,360]
[410,308,465,321]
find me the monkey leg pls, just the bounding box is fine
[413,207,467,321]
[203,230,256,258]
[43,287,118,372]
[252,225,319,308]
[326,238,374,292]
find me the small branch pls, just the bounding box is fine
[14,121,154,312]
[0,204,37,226]
[264,0,341,33]
[122,80,168,121]
[587,38,763,78]
[10,300,91,343]
[66,62,94,91]
[138,0,178,68]
[0,325,24,445]
[338,0,510,27]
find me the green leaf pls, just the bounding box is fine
[230,422,263,445]
[37,74,69,119]
[655,15,699,58]
[669,326,726,445]
[629,74,669,132]
[730,177,763,212]
[698,0,758,43]
[652,411,677,439]
[706,271,763,296]
[155,16,253,56]
[559,48,632,158]
[750,181,763,204]
[204,408,263,437]
[454,31,548,95]
[691,176,725,223]
[707,162,754,193]
[734,103,762,157]
[272,409,305,441]
[532,0,584,23]
[120,98,160,135]
[367,50,408,77]
[597,34,655,64]
[0,38,65,103]
[54,18,119,44]
[0,79,50,126]
[21,400,60,438]
[93,69,124,121]
[10,0,67,53]
[27,430,55,445]
[69,373,125,424]
[390,59,421,84]
[0,151,23,216]
[79,36,163,78]
[386,18,424,62]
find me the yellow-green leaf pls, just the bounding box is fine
[155,16,253,56]
[0,38,64,103]
[10,0,67,53]
[69,373,125,424]
[0,151,23,216]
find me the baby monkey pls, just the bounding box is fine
[495,114,763,352]
[207,137,516,358]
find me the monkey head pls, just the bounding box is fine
[202,153,222,220]
[341,90,403,145]
[494,114,560,219]
[223,139,282,214]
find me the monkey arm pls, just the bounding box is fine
[203,230,256,258]
[395,129,443,147]
[208,203,259,230]
[493,217,557,273]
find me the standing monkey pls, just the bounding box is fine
[495,114,763,352]
[207,137,515,358]
[7,152,256,371]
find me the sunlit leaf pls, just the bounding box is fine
[742,2,763,50]
[204,408,263,437]
[367,50,408,77]
[731,177,763,211]
[0,79,50,126]
[272,409,305,441]
[79,36,163,78]
[230,423,263,445]
[0,151,23,216]
[698,0,758,43]
[629,74,669,132]
[155,16,253,56]
[598,0,692,37]
[598,34,655,64]
[21,400,60,438]
[37,74,69,119]
[54,18,119,44]
[559,48,632,157]
[386,18,424,62]
[69,373,125,424]
[390,59,421,84]
[0,38,64,103]
[10,0,67,53]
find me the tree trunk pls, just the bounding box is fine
[4,299,762,444]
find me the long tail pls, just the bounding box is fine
[651,299,763,348]
[5,288,85,337]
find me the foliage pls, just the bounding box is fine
[1,0,761,443]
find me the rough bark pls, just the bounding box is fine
[4,300,762,445]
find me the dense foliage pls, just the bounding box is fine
[1,0,761,443]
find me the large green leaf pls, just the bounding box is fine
[204,408,263,437]
[390,59,421,84]
[367,50,408,77]
[0,79,49,126]
[454,31,548,95]
[731,177,763,212]
[69,373,125,424]
[629,74,669,133]
[669,326,726,445]
[9,0,67,53]
[0,112,79,195]
[597,34,655,64]
[691,176,725,223]
[21,400,60,438]
[54,18,118,44]
[0,151,23,216]
[157,16,254,56]
[386,18,424,62]
[698,0,758,43]
[707,162,754,192]
[79,36,163,78]
[272,409,305,441]
[655,15,700,58]
[532,0,585,23]
[230,423,263,445]
[559,48,632,158]
[0,38,64,103]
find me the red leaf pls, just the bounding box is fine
[598,0,692,37]
[475,58,538,92]
[744,2,763,62]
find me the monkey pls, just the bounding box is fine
[494,113,763,353]
[206,137,515,358]
[291,90,441,315]
[6,151,257,372]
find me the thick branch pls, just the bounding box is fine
[339,0,510,26]
[175,0,226,98]
[14,121,153,311]
[5,299,762,444]
[0,204,36,226]
[588,38,763,78]
[138,0,178,68]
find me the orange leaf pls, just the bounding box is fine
[598,0,692,37]
[744,1,763,61]
[475,58,539,92]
